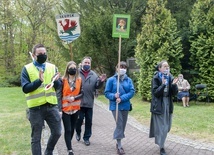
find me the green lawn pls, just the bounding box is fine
[98,94,214,144]
[0,87,214,155]
[0,87,31,155]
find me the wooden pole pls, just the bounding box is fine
[116,35,121,123]
[69,42,73,60]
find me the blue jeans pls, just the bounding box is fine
[76,107,93,141]
[29,103,62,155]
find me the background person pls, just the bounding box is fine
[75,56,106,146]
[21,44,62,155]
[104,61,135,155]
[149,60,178,155]
[176,74,191,107]
[60,61,83,155]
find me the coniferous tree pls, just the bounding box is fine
[135,0,183,101]
[189,0,214,98]
[166,0,196,73]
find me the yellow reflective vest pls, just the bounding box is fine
[25,62,57,108]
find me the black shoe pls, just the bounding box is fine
[44,148,53,155]
[117,147,125,155]
[68,149,74,155]
[160,148,166,155]
[76,134,80,141]
[84,140,90,146]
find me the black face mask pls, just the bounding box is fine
[37,54,47,64]
[68,68,76,75]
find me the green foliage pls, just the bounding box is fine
[74,9,118,75]
[135,0,183,101]
[57,0,147,76]
[0,0,213,93]
[189,0,214,99]
[166,0,196,74]
[166,0,196,30]
[128,71,140,92]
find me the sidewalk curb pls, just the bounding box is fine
[94,99,214,152]
[41,99,214,154]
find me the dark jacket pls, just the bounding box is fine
[79,69,104,108]
[150,72,178,115]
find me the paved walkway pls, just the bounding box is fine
[42,99,214,155]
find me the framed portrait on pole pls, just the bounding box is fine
[112,14,131,38]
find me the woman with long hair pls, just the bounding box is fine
[61,61,83,155]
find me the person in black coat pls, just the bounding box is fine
[149,60,178,155]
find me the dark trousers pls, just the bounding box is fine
[76,107,93,141]
[29,104,61,155]
[62,111,79,150]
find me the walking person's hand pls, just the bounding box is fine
[100,74,107,82]
[115,92,120,98]
[116,98,121,104]
[115,92,121,103]
[172,77,178,84]
[53,72,60,81]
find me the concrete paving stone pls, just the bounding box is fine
[41,99,214,155]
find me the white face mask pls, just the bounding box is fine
[119,68,127,75]
[163,68,170,75]
[179,77,183,81]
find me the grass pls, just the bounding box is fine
[98,94,214,144]
[0,87,31,155]
[0,87,214,155]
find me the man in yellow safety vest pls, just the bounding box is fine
[21,44,62,155]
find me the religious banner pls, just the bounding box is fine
[55,13,81,44]
[112,14,131,38]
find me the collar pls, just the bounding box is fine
[33,60,46,71]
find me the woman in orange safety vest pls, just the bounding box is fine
[61,61,83,155]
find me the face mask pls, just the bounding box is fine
[163,69,170,75]
[83,65,90,71]
[119,68,127,75]
[179,77,183,81]
[36,54,47,64]
[68,68,76,75]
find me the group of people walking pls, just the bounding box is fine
[21,44,185,155]
[21,44,134,155]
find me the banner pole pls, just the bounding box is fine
[69,42,73,60]
[29,52,34,61]
[116,35,121,123]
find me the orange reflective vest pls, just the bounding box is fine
[62,77,81,112]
